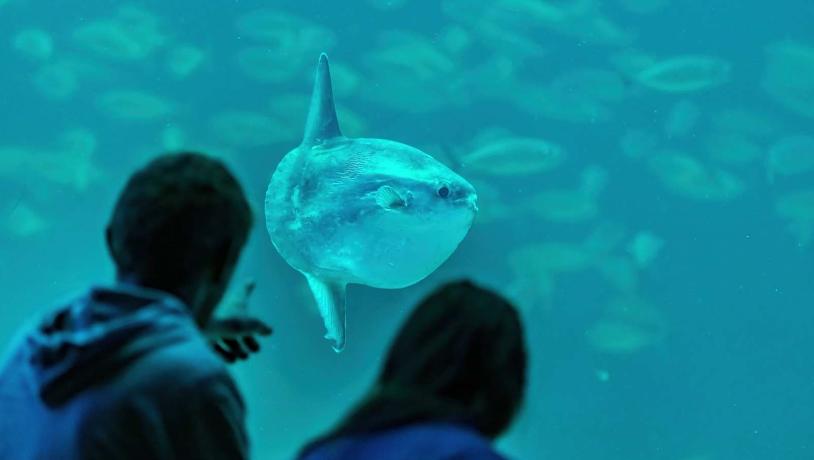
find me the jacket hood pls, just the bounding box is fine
[26,284,196,407]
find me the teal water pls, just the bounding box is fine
[1,1,813,459]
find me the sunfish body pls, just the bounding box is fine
[265,53,478,352]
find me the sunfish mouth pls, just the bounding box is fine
[445,178,479,213]
[462,195,479,213]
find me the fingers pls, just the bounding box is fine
[212,341,237,364]
[205,282,272,365]
[211,335,264,364]
[243,336,261,353]
[213,317,273,337]
[243,279,256,299]
[233,279,256,315]
[245,318,273,336]
[222,338,249,360]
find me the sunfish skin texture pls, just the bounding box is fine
[265,53,478,352]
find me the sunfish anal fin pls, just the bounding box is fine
[304,273,347,352]
[302,53,343,146]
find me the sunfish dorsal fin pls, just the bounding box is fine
[302,53,343,146]
[304,273,347,352]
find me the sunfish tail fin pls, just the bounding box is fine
[302,53,343,145]
[304,274,347,352]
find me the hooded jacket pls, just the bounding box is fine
[0,284,248,460]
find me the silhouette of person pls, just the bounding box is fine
[0,152,271,460]
[298,279,528,460]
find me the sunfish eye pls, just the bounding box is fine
[437,185,450,198]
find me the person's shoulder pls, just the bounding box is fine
[108,314,235,403]
[408,422,489,441]
[393,423,507,460]
[299,424,508,460]
[140,328,230,387]
[448,446,508,460]
[78,332,248,460]
[101,329,246,431]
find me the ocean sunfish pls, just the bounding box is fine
[265,53,478,352]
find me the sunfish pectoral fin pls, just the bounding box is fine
[302,53,343,146]
[375,185,406,209]
[304,273,347,352]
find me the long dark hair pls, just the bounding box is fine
[301,280,528,455]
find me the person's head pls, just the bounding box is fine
[106,152,253,326]
[377,279,528,437]
[304,280,527,454]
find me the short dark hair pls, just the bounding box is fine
[107,152,253,289]
[301,280,527,454]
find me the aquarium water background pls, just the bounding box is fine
[1,0,813,459]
